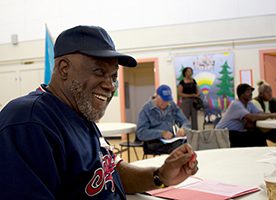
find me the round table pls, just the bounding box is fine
[127,147,276,200]
[256,119,276,129]
[96,122,137,162]
[96,122,136,137]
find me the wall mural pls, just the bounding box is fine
[174,52,234,110]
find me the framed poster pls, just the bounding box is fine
[174,52,234,110]
[239,69,253,86]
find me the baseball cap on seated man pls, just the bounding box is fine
[237,83,255,98]
[156,84,173,102]
[54,25,137,67]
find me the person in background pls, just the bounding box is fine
[215,83,276,147]
[0,25,198,199]
[137,84,191,154]
[252,80,276,113]
[177,67,200,130]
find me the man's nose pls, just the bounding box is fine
[101,77,116,92]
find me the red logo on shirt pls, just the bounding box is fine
[85,153,116,196]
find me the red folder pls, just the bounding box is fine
[147,177,260,200]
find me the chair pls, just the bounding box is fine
[185,128,230,151]
[119,134,143,161]
[142,138,184,159]
[142,142,162,159]
[203,107,222,129]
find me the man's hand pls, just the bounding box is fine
[157,144,198,186]
[244,120,256,129]
[176,128,185,137]
[161,131,174,139]
[269,113,276,119]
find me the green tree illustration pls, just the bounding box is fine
[176,65,185,105]
[176,65,185,82]
[216,61,234,98]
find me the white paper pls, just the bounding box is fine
[160,136,187,144]
[182,179,259,197]
[175,177,202,188]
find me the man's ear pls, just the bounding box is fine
[56,58,70,80]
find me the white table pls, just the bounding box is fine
[127,147,276,200]
[96,122,137,162]
[256,119,276,129]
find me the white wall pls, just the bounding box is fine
[110,14,276,99]
[1,0,276,44]
[0,61,44,108]
[100,97,121,122]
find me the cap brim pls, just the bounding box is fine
[80,50,137,67]
[161,96,173,102]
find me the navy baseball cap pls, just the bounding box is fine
[237,83,254,98]
[156,85,173,102]
[54,25,137,67]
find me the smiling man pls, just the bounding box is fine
[0,25,198,199]
[50,54,118,122]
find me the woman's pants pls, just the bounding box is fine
[180,98,198,130]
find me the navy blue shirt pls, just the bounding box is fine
[0,85,125,200]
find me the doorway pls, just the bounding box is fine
[119,58,159,123]
[259,49,276,96]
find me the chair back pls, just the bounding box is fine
[186,129,230,151]
[203,107,222,129]
[142,141,161,155]
[134,133,142,143]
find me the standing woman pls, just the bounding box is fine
[177,67,200,130]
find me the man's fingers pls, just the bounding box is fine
[189,159,198,169]
[166,144,196,163]
[164,144,198,171]
[190,152,197,162]
[183,159,198,175]
[165,151,193,168]
[172,143,193,155]
[186,165,199,175]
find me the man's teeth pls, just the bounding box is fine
[95,94,107,101]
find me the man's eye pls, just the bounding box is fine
[113,80,118,88]
[93,69,104,76]
[112,74,118,82]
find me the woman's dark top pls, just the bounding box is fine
[254,96,276,113]
[179,79,197,95]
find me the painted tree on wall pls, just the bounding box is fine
[176,65,185,105]
[176,65,185,82]
[216,61,234,109]
[174,52,234,110]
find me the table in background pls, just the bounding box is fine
[256,119,276,129]
[127,147,276,200]
[96,122,137,162]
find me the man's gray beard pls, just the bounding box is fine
[70,80,106,122]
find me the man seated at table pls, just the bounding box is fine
[252,80,276,113]
[0,25,198,199]
[137,84,191,154]
[215,83,276,147]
